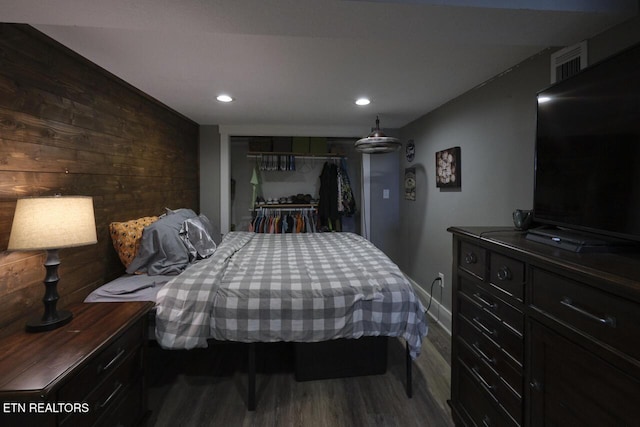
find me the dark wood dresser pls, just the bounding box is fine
[448,227,640,426]
[0,301,153,427]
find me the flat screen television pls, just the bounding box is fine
[531,41,640,251]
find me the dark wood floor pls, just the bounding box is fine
[147,320,452,426]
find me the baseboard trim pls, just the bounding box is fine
[408,276,452,336]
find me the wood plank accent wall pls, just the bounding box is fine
[0,24,200,335]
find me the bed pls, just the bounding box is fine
[155,231,427,358]
[88,209,428,409]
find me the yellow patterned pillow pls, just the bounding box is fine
[109,216,159,268]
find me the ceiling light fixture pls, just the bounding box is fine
[217,94,234,103]
[355,98,370,106]
[355,116,401,154]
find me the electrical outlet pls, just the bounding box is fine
[438,272,445,288]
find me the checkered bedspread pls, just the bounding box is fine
[155,232,428,358]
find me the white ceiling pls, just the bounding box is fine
[1,0,637,130]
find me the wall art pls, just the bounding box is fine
[405,140,415,162]
[404,167,416,201]
[435,146,461,188]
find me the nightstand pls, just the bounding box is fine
[0,301,153,427]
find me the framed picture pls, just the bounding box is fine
[404,167,416,201]
[435,147,461,188]
[405,140,415,162]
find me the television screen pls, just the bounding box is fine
[534,42,640,243]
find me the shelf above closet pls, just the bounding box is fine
[247,152,345,160]
[251,203,318,210]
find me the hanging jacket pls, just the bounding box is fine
[319,162,339,226]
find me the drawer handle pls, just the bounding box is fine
[560,297,617,328]
[464,252,477,265]
[496,266,512,281]
[98,348,126,374]
[472,342,497,366]
[473,292,498,310]
[472,317,498,338]
[471,366,494,392]
[98,381,123,410]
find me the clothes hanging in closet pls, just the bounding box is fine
[319,162,339,230]
[249,209,317,234]
[318,160,356,231]
[338,158,356,217]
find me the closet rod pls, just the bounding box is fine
[247,153,344,161]
[251,207,317,213]
[252,203,317,209]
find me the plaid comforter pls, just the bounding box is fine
[156,232,428,358]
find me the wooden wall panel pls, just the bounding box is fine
[0,24,200,336]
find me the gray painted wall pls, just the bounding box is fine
[200,125,221,228]
[369,140,402,264]
[397,14,640,314]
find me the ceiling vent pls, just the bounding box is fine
[550,41,587,83]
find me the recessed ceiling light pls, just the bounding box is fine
[217,94,234,103]
[355,98,371,106]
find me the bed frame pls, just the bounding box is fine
[91,229,426,411]
[244,339,413,410]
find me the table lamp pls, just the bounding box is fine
[8,195,97,332]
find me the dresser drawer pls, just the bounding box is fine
[58,318,144,402]
[458,315,523,393]
[456,358,519,427]
[490,253,524,302]
[458,340,522,424]
[95,376,144,427]
[60,349,142,427]
[459,295,523,364]
[459,241,486,279]
[531,268,640,361]
[460,277,524,334]
[458,337,500,397]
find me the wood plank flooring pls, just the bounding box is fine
[147,321,453,426]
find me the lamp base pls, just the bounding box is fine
[26,310,73,333]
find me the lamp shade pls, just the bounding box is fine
[8,196,97,251]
